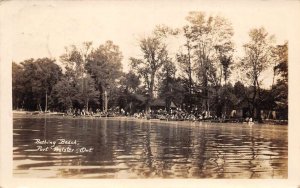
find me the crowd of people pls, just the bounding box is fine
[63,107,255,124]
[133,108,242,122]
[65,108,118,117]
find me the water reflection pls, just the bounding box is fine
[13,115,287,178]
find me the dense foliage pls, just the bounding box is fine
[12,11,288,121]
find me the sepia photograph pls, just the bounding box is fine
[1,0,300,187]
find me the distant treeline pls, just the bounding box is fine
[12,11,288,121]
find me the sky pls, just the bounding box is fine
[7,0,292,87]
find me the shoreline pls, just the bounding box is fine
[12,111,288,126]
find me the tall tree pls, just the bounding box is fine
[186,11,234,114]
[59,42,100,111]
[85,40,123,112]
[272,42,288,119]
[216,54,234,117]
[130,34,168,112]
[176,26,195,111]
[240,27,275,121]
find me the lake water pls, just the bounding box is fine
[13,115,288,178]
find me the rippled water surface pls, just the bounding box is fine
[13,115,288,178]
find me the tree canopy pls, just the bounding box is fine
[12,11,288,121]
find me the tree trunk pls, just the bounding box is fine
[147,71,156,113]
[187,39,193,111]
[256,80,263,123]
[251,77,257,118]
[86,99,89,112]
[45,90,48,112]
[103,90,108,112]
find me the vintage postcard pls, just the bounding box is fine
[1,0,300,188]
